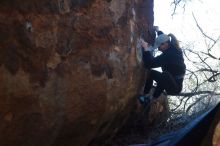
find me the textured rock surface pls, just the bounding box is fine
[201,105,220,146]
[0,0,159,146]
[213,122,220,146]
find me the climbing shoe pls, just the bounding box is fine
[138,95,150,107]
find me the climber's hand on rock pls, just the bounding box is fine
[154,26,159,32]
[140,39,149,51]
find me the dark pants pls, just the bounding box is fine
[144,70,182,98]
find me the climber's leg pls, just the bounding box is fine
[143,70,162,94]
[139,70,162,107]
[153,71,180,99]
[163,71,181,95]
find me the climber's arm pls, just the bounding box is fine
[142,51,166,68]
[157,30,164,36]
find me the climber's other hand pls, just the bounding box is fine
[154,26,159,32]
[140,39,149,51]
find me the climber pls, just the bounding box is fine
[138,27,186,107]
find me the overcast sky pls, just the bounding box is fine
[154,0,220,53]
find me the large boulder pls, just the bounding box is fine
[201,104,220,146]
[0,0,159,146]
[213,122,220,146]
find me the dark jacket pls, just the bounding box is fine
[142,44,186,83]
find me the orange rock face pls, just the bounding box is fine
[0,0,156,146]
[213,122,220,146]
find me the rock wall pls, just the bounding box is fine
[0,0,157,146]
[201,104,220,146]
[213,122,220,146]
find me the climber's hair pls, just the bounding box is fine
[168,33,181,50]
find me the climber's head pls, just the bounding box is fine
[154,33,181,51]
[154,34,170,51]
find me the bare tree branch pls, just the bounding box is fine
[171,0,188,17]
[192,12,216,42]
[201,51,220,60]
[178,90,220,97]
[186,94,209,114]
